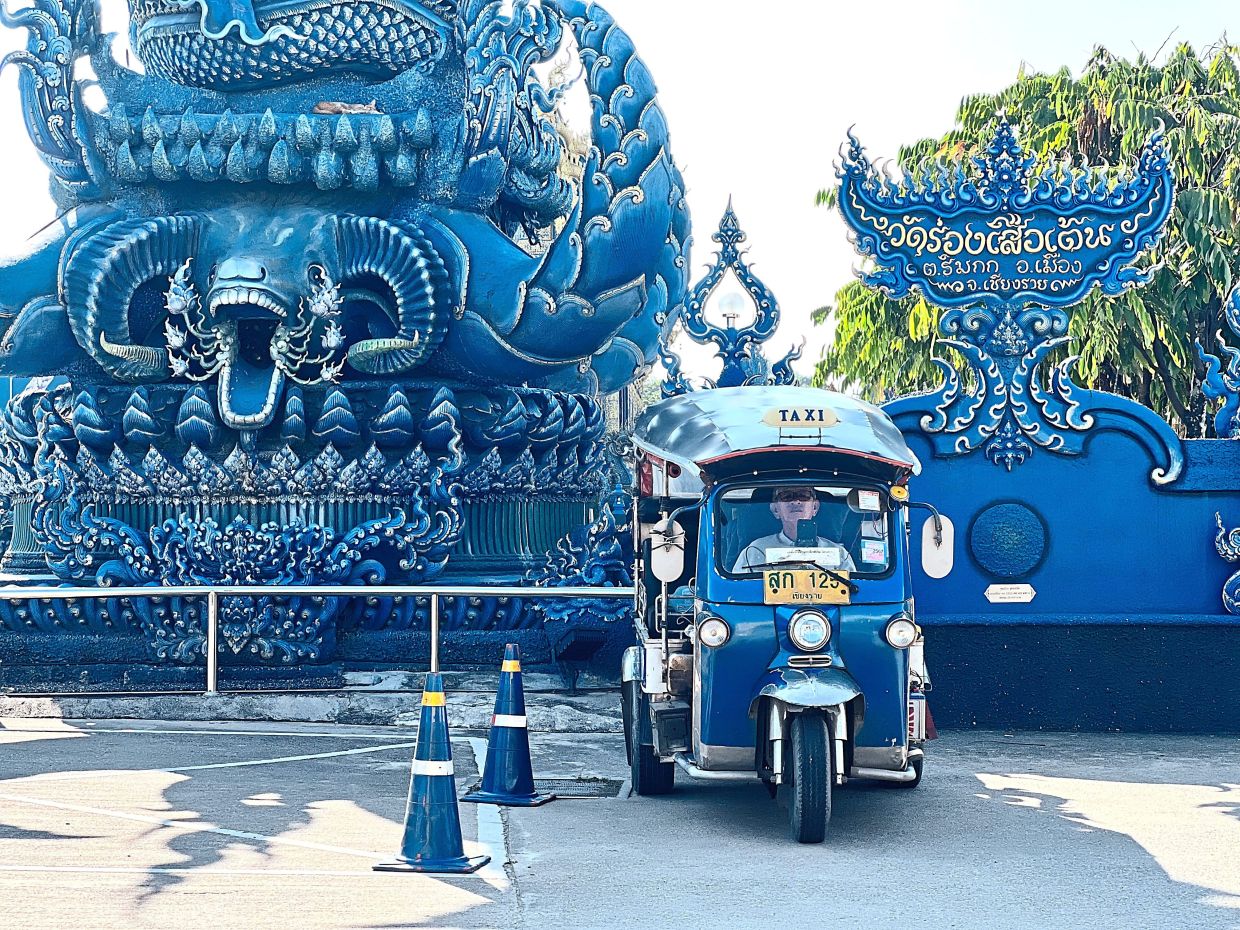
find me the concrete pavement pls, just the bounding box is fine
[1,719,1238,929]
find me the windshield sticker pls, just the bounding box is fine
[861,540,888,564]
[861,518,887,540]
[857,490,881,512]
[767,546,843,569]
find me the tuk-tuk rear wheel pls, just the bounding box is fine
[889,754,924,789]
[788,710,832,843]
[625,680,675,796]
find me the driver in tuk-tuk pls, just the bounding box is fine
[732,485,857,573]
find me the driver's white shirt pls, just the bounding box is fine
[731,531,857,574]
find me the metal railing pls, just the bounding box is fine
[0,585,636,695]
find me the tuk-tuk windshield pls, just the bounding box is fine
[718,483,892,577]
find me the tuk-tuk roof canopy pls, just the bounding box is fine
[633,386,920,485]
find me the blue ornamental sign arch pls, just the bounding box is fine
[836,121,1182,481]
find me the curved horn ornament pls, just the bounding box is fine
[335,216,449,374]
[346,334,423,375]
[62,215,203,383]
[98,334,169,381]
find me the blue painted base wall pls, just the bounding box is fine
[924,620,1240,733]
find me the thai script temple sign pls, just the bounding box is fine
[0,0,689,670]
[836,121,1183,481]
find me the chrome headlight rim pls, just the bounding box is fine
[789,609,832,652]
[884,615,917,649]
[698,616,731,648]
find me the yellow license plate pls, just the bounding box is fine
[763,569,851,605]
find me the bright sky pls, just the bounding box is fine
[0,0,1232,381]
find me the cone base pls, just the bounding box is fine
[373,854,490,874]
[461,790,556,807]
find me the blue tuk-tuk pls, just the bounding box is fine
[623,385,952,842]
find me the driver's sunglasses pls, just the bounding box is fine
[775,491,816,503]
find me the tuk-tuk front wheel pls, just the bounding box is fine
[624,680,675,796]
[787,710,832,843]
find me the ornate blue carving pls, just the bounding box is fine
[0,0,688,392]
[660,202,802,397]
[1196,283,1240,439]
[527,483,633,628]
[31,437,463,661]
[0,0,691,670]
[0,0,101,200]
[456,0,570,232]
[129,0,456,89]
[1214,513,1240,615]
[838,121,1174,309]
[839,122,1183,482]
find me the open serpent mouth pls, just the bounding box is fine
[211,288,288,429]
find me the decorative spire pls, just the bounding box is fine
[659,200,800,396]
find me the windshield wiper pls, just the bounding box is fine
[745,560,860,595]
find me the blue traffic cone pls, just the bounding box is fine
[374,673,490,874]
[462,644,555,807]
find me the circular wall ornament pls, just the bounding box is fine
[968,502,1048,578]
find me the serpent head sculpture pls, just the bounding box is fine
[61,205,448,428]
[1,0,690,398]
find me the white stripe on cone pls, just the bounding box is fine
[491,714,528,728]
[410,759,454,776]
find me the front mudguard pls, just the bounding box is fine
[748,666,864,719]
[621,645,641,683]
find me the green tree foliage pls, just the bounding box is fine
[814,40,1240,436]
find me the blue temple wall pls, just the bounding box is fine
[823,120,1240,733]
[894,426,1240,732]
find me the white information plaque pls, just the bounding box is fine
[985,583,1036,604]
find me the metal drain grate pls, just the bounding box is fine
[462,777,624,799]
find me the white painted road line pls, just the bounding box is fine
[170,742,419,772]
[0,793,391,860]
[16,741,418,782]
[0,865,392,877]
[65,727,418,740]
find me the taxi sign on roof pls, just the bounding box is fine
[762,406,839,428]
[632,386,920,487]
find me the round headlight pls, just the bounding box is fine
[885,616,917,649]
[789,610,831,651]
[699,617,730,648]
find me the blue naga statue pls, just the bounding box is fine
[0,0,689,667]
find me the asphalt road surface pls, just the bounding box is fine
[1,719,1237,929]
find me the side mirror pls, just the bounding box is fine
[920,513,955,579]
[649,519,686,583]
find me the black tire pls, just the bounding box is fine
[621,679,635,765]
[626,680,675,796]
[788,711,832,843]
[891,754,924,789]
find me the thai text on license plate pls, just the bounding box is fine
[763,569,851,605]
